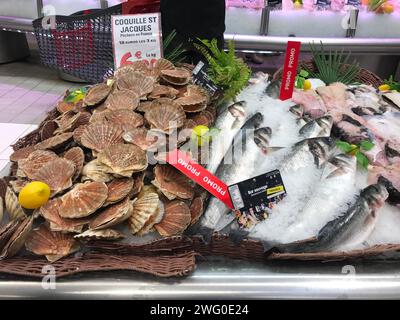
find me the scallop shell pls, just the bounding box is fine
[0,197,3,225]
[130,172,145,198]
[106,110,144,132]
[9,145,36,162]
[31,158,75,196]
[160,68,191,86]
[25,224,79,262]
[137,101,154,113]
[57,100,75,113]
[123,128,160,151]
[73,125,88,144]
[40,198,89,233]
[0,215,34,259]
[83,83,112,106]
[89,197,132,230]
[104,89,140,111]
[64,147,85,181]
[0,179,7,199]
[105,178,134,206]
[40,120,58,140]
[116,71,155,98]
[136,198,164,236]
[82,159,113,183]
[115,61,149,78]
[149,85,179,99]
[89,109,112,124]
[80,122,124,153]
[191,110,214,127]
[128,192,159,234]
[175,95,207,113]
[144,102,186,134]
[98,143,148,176]
[150,59,175,78]
[154,200,191,236]
[152,165,194,200]
[34,132,73,150]
[74,229,125,241]
[0,220,20,251]
[18,150,58,179]
[9,179,29,194]
[59,182,108,218]
[55,111,91,134]
[5,187,26,220]
[190,196,204,225]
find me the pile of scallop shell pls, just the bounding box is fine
[0,59,212,263]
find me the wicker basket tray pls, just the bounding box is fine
[0,236,196,279]
[1,61,391,278]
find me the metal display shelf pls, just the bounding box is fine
[225,34,400,55]
[1,13,400,54]
[1,259,400,299]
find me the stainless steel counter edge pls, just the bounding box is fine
[225,34,400,54]
[2,260,400,299]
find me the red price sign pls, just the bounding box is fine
[279,41,302,101]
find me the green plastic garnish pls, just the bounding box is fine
[194,39,251,104]
[295,69,310,89]
[383,75,400,91]
[336,140,375,169]
[65,87,88,103]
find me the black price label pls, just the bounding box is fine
[228,170,287,229]
[346,0,360,6]
[192,61,221,97]
[267,0,282,8]
[314,0,331,7]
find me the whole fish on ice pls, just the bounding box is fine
[299,115,333,139]
[280,137,333,173]
[199,125,272,235]
[278,183,389,253]
[206,101,250,174]
[369,165,400,207]
[283,154,357,243]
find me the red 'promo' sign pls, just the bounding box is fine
[166,149,234,209]
[279,41,302,101]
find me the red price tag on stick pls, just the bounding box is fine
[279,41,301,101]
[166,149,234,210]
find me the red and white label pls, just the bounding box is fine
[166,150,234,210]
[279,41,301,101]
[111,13,162,69]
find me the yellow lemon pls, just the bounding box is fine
[379,84,391,91]
[349,145,358,156]
[191,125,210,146]
[294,1,302,9]
[383,4,394,14]
[303,79,312,90]
[18,181,51,209]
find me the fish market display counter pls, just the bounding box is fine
[2,259,400,299]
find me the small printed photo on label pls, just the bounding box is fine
[229,170,287,229]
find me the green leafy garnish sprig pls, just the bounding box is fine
[193,39,251,104]
[336,140,375,169]
[383,75,400,91]
[295,69,309,89]
[64,86,88,103]
[306,42,360,85]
